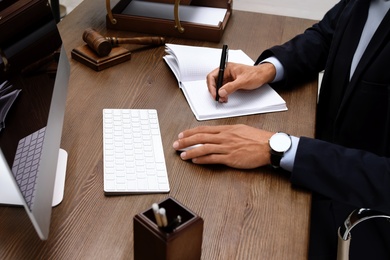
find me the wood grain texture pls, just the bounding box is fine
[0,1,317,259]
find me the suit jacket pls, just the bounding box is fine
[257,0,390,258]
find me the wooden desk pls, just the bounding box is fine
[0,0,318,259]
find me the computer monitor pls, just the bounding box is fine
[0,0,69,240]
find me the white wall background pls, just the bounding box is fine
[233,0,339,20]
[62,0,340,21]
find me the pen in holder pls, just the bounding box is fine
[134,197,203,260]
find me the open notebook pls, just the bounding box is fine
[163,44,287,121]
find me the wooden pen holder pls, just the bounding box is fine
[134,197,203,260]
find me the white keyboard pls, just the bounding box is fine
[102,109,170,194]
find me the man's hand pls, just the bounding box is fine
[173,124,275,169]
[206,62,277,103]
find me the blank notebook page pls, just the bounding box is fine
[182,81,287,120]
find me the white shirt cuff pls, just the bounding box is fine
[261,56,285,83]
[280,136,299,172]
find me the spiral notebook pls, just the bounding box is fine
[163,44,287,121]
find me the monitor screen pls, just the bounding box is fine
[0,0,69,240]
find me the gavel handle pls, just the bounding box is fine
[106,36,165,46]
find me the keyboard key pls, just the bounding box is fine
[11,127,46,210]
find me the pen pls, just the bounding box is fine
[159,208,168,227]
[152,203,163,227]
[164,215,182,233]
[216,44,229,102]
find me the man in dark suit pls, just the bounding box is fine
[173,0,390,258]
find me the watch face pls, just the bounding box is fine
[269,132,291,152]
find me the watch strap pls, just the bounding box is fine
[270,150,283,168]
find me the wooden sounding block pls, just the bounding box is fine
[71,45,131,71]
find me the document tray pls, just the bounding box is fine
[106,0,232,42]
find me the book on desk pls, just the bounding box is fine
[163,44,287,121]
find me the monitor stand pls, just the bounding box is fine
[0,149,68,207]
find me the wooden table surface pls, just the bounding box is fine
[0,0,318,259]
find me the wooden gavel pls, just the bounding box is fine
[82,28,166,57]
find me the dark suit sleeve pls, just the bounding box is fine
[291,137,390,215]
[255,0,349,88]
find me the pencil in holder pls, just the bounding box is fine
[133,197,203,260]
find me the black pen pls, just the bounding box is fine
[216,44,229,102]
[164,215,182,233]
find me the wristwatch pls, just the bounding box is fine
[269,132,292,168]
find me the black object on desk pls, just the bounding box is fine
[50,0,60,22]
[216,44,228,102]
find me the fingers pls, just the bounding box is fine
[172,126,221,151]
[206,67,219,100]
[177,125,231,140]
[177,144,219,162]
[216,81,235,103]
[206,64,233,103]
[172,137,222,163]
[175,142,234,166]
[206,62,277,103]
[172,125,231,158]
[206,63,258,103]
[189,153,227,165]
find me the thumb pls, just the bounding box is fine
[218,80,240,99]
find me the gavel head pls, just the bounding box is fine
[82,28,112,57]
